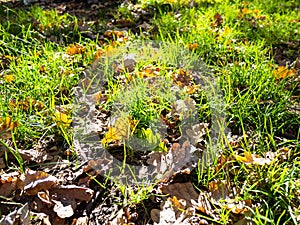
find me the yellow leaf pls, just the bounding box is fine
[273,66,297,79]
[101,116,136,145]
[4,74,14,82]
[241,8,250,14]
[0,117,19,139]
[102,126,118,144]
[4,55,14,61]
[54,112,72,127]
[253,9,260,14]
[168,196,185,209]
[236,151,253,163]
[66,43,84,56]
[94,49,105,61]
[105,45,115,57]
[188,43,199,51]
[114,116,131,140]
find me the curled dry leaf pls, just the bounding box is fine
[53,199,76,219]
[66,43,85,56]
[273,66,297,80]
[123,53,136,72]
[34,185,94,220]
[30,212,52,225]
[19,169,57,196]
[71,216,89,225]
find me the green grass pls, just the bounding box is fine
[0,0,299,224]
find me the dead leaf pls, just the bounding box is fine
[19,169,57,196]
[30,212,52,225]
[3,74,14,82]
[0,116,19,139]
[9,98,44,112]
[160,182,198,208]
[0,203,30,225]
[104,30,124,39]
[18,148,52,163]
[273,66,297,80]
[71,216,89,225]
[0,171,19,197]
[188,43,199,51]
[236,151,275,165]
[50,185,94,202]
[151,199,190,225]
[54,111,72,127]
[191,192,218,219]
[209,180,231,203]
[53,199,76,219]
[211,13,223,27]
[147,141,198,180]
[208,180,252,214]
[185,123,208,144]
[123,53,136,72]
[66,43,85,56]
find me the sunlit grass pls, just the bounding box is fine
[0,0,299,224]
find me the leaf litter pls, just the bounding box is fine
[0,0,299,224]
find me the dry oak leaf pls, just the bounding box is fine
[19,169,57,196]
[160,182,199,208]
[71,216,89,225]
[18,148,51,164]
[146,141,197,180]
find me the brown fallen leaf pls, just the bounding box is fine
[208,180,252,214]
[0,171,19,197]
[147,141,199,181]
[66,43,85,56]
[49,185,94,202]
[0,203,30,225]
[18,169,57,196]
[191,192,218,219]
[30,212,52,225]
[160,182,199,208]
[18,148,52,164]
[235,151,275,166]
[151,198,191,225]
[71,216,89,225]
[0,116,19,139]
